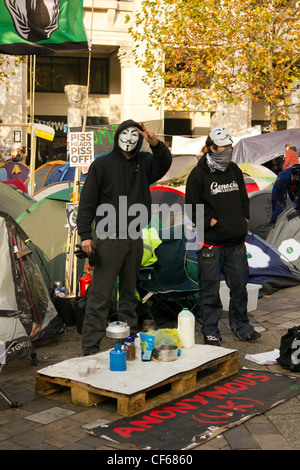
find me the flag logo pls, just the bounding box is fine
[0,0,89,55]
[5,0,60,42]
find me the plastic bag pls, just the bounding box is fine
[153,329,182,350]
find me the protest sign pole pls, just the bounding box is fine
[64,0,94,295]
[28,55,36,196]
[64,85,87,294]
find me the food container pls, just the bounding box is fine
[154,344,178,362]
[143,319,155,332]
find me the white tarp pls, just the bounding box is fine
[171,126,261,155]
[37,345,236,395]
[171,136,206,155]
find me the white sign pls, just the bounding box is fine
[69,132,94,167]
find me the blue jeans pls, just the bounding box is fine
[197,244,254,340]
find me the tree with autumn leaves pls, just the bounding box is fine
[127,0,300,131]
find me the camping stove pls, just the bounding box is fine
[106,316,130,371]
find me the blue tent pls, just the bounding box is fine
[44,162,87,186]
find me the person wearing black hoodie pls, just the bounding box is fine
[76,120,172,355]
[185,126,261,347]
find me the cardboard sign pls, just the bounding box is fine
[27,123,55,141]
[89,370,300,450]
[69,132,94,167]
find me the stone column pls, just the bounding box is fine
[117,46,133,121]
[287,87,300,129]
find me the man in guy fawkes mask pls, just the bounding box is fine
[186,126,261,347]
[76,120,171,356]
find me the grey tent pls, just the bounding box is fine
[232,129,300,165]
[30,160,67,192]
[248,188,274,240]
[266,204,300,288]
[0,212,63,364]
[156,155,199,185]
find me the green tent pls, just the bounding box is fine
[16,198,70,288]
[0,182,34,219]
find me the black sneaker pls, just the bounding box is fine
[244,331,261,342]
[204,335,221,346]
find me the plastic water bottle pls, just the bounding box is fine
[177,308,195,348]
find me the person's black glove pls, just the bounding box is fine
[74,244,97,266]
[74,244,87,259]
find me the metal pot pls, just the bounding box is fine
[154,344,178,362]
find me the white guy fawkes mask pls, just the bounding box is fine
[118,126,140,153]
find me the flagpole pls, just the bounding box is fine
[29,55,37,196]
[70,0,95,295]
[74,0,94,196]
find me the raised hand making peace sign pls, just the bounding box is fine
[136,122,159,147]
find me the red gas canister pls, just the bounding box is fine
[79,265,93,297]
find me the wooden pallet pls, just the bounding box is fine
[35,350,238,417]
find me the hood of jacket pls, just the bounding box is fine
[113,119,144,159]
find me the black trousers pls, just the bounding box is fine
[82,237,143,355]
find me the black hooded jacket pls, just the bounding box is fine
[185,153,249,247]
[76,119,172,240]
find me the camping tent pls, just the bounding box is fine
[15,187,87,289]
[44,161,87,187]
[0,183,70,288]
[0,182,34,220]
[246,232,299,294]
[33,181,84,201]
[0,160,29,183]
[186,231,298,296]
[244,177,267,193]
[0,212,63,364]
[266,205,300,289]
[150,185,299,296]
[15,197,73,288]
[232,128,300,165]
[238,162,277,181]
[156,155,199,185]
[248,188,274,239]
[0,167,7,182]
[25,160,66,192]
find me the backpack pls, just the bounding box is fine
[277,325,300,372]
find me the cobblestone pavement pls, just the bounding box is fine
[0,284,300,454]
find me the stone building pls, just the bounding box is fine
[0,0,299,161]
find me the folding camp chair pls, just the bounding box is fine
[137,224,201,328]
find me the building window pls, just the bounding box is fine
[33,57,109,94]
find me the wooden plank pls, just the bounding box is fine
[35,351,239,417]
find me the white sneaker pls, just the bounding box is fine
[204,335,221,346]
